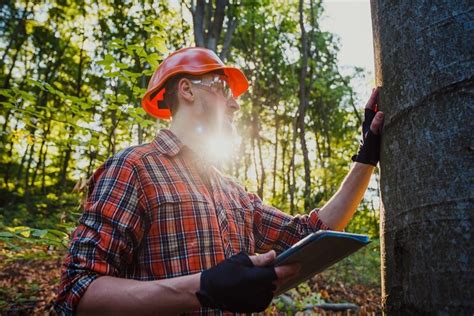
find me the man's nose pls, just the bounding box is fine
[226,97,240,113]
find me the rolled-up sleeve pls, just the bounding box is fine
[250,192,330,255]
[55,157,146,315]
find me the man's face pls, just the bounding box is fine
[191,73,240,138]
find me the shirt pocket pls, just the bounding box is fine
[223,198,255,255]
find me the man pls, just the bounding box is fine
[55,47,384,315]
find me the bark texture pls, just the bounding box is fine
[371,1,474,314]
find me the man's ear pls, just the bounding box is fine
[178,78,194,103]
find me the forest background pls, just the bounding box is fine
[0,0,382,313]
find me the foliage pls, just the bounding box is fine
[322,239,381,287]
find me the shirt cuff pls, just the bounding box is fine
[55,272,99,316]
[309,208,331,231]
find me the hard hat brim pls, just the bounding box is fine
[142,66,248,120]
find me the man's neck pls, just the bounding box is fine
[169,117,209,160]
[169,115,235,167]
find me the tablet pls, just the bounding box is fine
[272,230,371,295]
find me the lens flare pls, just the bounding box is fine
[202,124,240,164]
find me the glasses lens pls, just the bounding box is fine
[211,77,232,99]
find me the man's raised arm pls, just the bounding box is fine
[318,87,384,231]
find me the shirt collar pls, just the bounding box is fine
[152,128,217,172]
[152,128,185,157]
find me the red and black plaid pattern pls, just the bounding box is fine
[55,128,329,315]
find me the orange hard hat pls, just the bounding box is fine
[142,47,249,120]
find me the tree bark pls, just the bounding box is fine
[289,112,298,215]
[189,0,235,61]
[281,126,290,204]
[371,0,474,314]
[31,117,51,187]
[256,123,265,198]
[272,113,280,200]
[298,0,312,211]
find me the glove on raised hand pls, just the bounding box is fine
[352,108,381,166]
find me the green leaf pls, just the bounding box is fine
[80,101,93,110]
[104,71,120,78]
[134,107,147,116]
[19,229,31,238]
[122,70,141,80]
[116,62,129,69]
[19,91,36,102]
[0,89,12,97]
[98,54,115,66]
[108,103,119,110]
[116,94,128,103]
[0,232,14,238]
[110,39,124,48]
[146,53,161,68]
[135,47,147,58]
[46,229,68,239]
[31,229,48,238]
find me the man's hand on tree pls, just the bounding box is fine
[352,87,385,166]
[195,250,300,313]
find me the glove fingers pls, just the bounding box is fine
[363,108,376,134]
[228,251,254,267]
[246,266,278,283]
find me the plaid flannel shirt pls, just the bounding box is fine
[55,128,329,315]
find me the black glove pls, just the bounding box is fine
[352,108,381,166]
[195,251,277,313]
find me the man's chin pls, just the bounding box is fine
[202,122,239,163]
[205,119,237,138]
[222,120,238,138]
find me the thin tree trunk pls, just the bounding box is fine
[2,38,26,89]
[40,144,49,194]
[251,134,260,192]
[289,112,298,215]
[3,119,20,186]
[24,139,36,209]
[298,0,312,210]
[0,0,30,67]
[256,128,265,198]
[272,114,280,199]
[15,144,29,186]
[243,141,249,185]
[31,118,51,188]
[280,125,290,205]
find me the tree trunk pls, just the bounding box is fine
[280,126,290,204]
[3,119,20,186]
[371,0,473,314]
[289,112,298,215]
[31,118,51,188]
[190,0,236,60]
[298,0,312,211]
[24,139,36,210]
[40,145,49,194]
[272,113,279,200]
[256,126,265,198]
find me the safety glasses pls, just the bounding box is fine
[190,75,233,100]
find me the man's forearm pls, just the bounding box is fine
[77,272,201,316]
[318,162,375,231]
